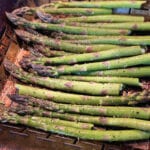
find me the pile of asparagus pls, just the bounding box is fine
[2,0,150,142]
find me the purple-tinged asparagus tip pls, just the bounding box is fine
[8,94,29,104]
[12,6,31,16]
[6,12,26,25]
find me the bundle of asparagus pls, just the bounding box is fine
[3,0,150,142]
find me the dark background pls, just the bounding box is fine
[0,0,50,36]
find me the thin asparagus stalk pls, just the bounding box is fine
[25,116,94,129]
[7,13,131,36]
[6,111,93,129]
[59,34,150,41]
[13,84,150,106]
[9,94,150,120]
[41,8,113,16]
[5,60,123,96]
[67,22,150,31]
[55,1,145,9]
[15,30,122,53]
[83,67,150,77]
[3,113,150,141]
[35,53,150,76]
[62,34,150,41]
[62,15,144,23]
[73,36,150,45]
[28,46,145,65]
[52,33,100,40]
[30,45,73,57]
[60,76,141,86]
[12,7,112,16]
[10,105,150,132]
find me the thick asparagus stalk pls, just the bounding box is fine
[27,46,145,65]
[55,1,145,9]
[3,113,150,141]
[9,94,150,120]
[7,13,130,36]
[38,53,150,75]
[62,15,144,23]
[30,45,73,57]
[15,30,122,53]
[5,60,123,96]
[60,76,141,86]
[13,84,150,106]
[84,67,150,77]
[68,22,150,31]
[10,105,150,132]
[73,36,150,45]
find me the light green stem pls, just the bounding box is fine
[60,76,141,86]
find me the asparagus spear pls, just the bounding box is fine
[5,60,123,96]
[13,84,150,106]
[73,36,150,45]
[83,67,150,77]
[7,13,131,36]
[9,94,150,120]
[12,6,112,16]
[59,34,150,41]
[62,15,144,23]
[23,116,94,129]
[60,76,141,86]
[55,1,145,9]
[41,8,113,16]
[67,22,150,31]
[52,33,101,40]
[30,45,73,57]
[2,113,150,141]
[15,30,122,53]
[10,105,150,132]
[6,111,93,129]
[26,46,145,65]
[32,53,150,76]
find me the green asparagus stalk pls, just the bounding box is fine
[73,36,150,45]
[3,113,150,141]
[7,13,131,36]
[53,33,100,40]
[13,84,150,106]
[59,34,150,41]
[15,30,122,53]
[10,104,150,132]
[83,67,150,77]
[5,60,123,96]
[12,6,112,16]
[60,76,141,86]
[62,15,144,23]
[48,53,150,75]
[29,46,145,65]
[67,22,150,31]
[25,116,94,129]
[30,45,73,57]
[42,8,113,16]
[6,111,93,129]
[9,94,150,120]
[55,1,145,9]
